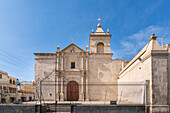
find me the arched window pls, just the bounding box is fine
[97,42,104,53]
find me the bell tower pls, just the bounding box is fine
[89,21,112,53]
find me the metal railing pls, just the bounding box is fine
[36,80,149,113]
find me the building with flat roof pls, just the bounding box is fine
[18,81,35,101]
[0,70,18,103]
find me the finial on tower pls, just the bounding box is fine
[91,29,94,34]
[86,45,89,52]
[97,17,102,28]
[97,23,102,28]
[57,45,60,52]
[149,33,157,41]
[107,28,109,34]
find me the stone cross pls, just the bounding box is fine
[71,37,74,43]
[98,18,101,23]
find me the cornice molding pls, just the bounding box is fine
[89,53,113,55]
[119,50,168,78]
[34,53,56,56]
[35,58,56,60]
[90,34,112,37]
[59,70,89,73]
[59,52,87,55]
[151,50,168,56]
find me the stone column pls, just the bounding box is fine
[85,54,89,101]
[81,54,84,70]
[61,54,64,70]
[56,74,59,101]
[60,76,64,101]
[86,57,88,70]
[55,54,60,102]
[79,72,84,101]
[56,54,59,70]
[85,74,89,101]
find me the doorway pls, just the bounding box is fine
[67,81,79,101]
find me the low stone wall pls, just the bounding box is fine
[0,104,40,113]
[118,82,145,104]
[0,104,148,113]
[71,105,146,113]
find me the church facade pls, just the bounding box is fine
[34,22,170,112]
[34,23,129,102]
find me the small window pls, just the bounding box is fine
[13,80,15,85]
[48,93,52,97]
[71,62,75,69]
[10,79,12,84]
[70,47,74,52]
[10,88,16,93]
[0,74,2,79]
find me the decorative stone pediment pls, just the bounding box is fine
[61,43,85,53]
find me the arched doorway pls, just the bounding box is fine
[67,81,79,101]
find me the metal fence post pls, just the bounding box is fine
[40,81,42,113]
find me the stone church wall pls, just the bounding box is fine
[63,54,82,70]
[161,44,170,112]
[166,44,170,106]
[34,55,56,101]
[118,52,152,104]
[88,56,123,101]
[118,55,151,82]
[118,42,170,112]
[151,55,168,104]
[150,52,169,112]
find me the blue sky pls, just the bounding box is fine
[0,0,170,81]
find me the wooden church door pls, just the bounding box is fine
[67,81,79,101]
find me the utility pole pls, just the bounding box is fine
[0,88,2,103]
[162,37,164,46]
